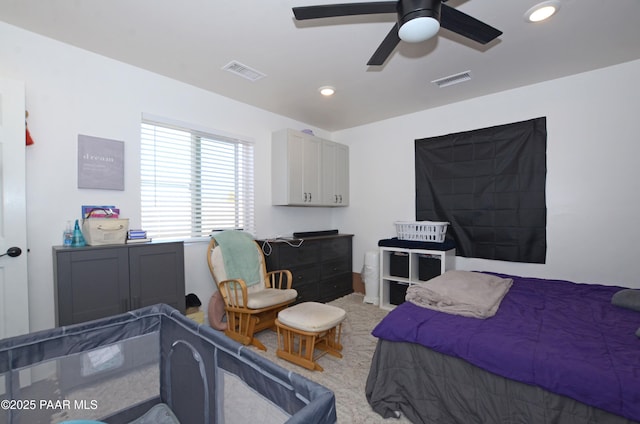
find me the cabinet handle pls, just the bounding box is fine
[339,194,342,203]
[308,192,312,202]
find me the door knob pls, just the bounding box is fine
[0,247,22,258]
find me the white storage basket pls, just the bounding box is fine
[394,221,449,243]
[82,218,129,246]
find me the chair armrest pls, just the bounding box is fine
[266,269,293,290]
[218,278,249,308]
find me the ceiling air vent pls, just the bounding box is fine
[222,61,266,82]
[431,70,472,88]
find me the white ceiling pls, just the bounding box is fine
[2,0,640,131]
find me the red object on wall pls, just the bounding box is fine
[25,110,34,146]
[26,127,34,145]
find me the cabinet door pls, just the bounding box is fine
[289,133,321,205]
[322,141,349,206]
[285,132,306,204]
[55,247,130,326]
[272,129,322,205]
[334,143,349,205]
[129,242,185,312]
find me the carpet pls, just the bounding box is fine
[254,293,412,424]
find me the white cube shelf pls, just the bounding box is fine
[379,245,455,310]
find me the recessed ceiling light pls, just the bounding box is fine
[525,1,560,23]
[319,86,336,96]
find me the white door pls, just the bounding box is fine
[0,77,30,339]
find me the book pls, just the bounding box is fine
[126,237,152,244]
[128,229,147,238]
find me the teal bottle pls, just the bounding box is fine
[71,219,86,247]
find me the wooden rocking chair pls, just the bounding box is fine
[207,233,297,350]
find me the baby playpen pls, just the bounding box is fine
[0,304,336,423]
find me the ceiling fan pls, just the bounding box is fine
[292,0,502,66]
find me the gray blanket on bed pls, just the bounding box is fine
[366,339,639,424]
[405,271,513,318]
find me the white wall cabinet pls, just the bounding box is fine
[322,140,349,206]
[379,246,455,310]
[272,128,322,205]
[272,129,349,207]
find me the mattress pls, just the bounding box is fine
[370,273,640,422]
[366,339,638,424]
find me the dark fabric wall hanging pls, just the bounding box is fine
[415,117,547,263]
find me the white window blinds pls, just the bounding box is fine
[140,117,255,240]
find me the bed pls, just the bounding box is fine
[365,272,640,424]
[1,304,336,424]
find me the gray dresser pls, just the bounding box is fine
[52,241,185,326]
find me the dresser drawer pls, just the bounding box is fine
[294,283,320,304]
[275,242,320,267]
[320,274,352,302]
[321,236,352,261]
[289,263,321,288]
[321,257,351,279]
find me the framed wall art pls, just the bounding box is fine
[77,134,125,190]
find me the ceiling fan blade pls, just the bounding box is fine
[293,2,397,20]
[440,3,502,44]
[367,24,401,66]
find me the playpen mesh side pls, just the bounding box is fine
[0,312,162,424]
[0,304,336,424]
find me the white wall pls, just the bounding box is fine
[334,59,640,288]
[0,21,336,332]
[2,20,639,333]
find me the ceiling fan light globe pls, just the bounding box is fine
[398,16,440,43]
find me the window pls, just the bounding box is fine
[140,116,254,240]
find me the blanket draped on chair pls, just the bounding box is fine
[212,231,261,286]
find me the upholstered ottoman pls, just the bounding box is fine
[275,302,346,371]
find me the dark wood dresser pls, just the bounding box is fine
[258,234,353,304]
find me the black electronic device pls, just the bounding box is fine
[292,229,339,238]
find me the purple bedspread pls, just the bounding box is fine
[372,273,640,421]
